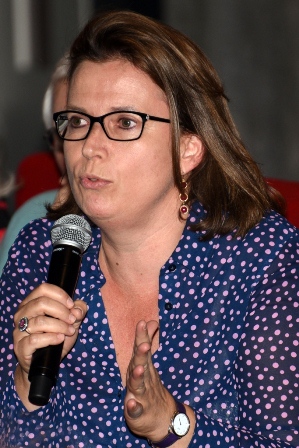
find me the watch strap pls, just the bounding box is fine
[147,401,187,448]
[148,432,178,448]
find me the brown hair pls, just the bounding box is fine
[47,10,285,238]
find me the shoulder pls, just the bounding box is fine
[180,207,299,270]
[6,215,99,266]
[0,191,57,272]
[219,210,299,277]
[0,218,54,294]
[4,217,53,268]
[243,210,299,247]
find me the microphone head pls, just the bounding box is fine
[51,214,92,253]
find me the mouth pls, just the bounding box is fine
[80,174,111,189]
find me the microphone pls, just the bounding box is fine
[28,214,92,406]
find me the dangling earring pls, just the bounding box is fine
[179,178,189,218]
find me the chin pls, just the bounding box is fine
[82,204,116,223]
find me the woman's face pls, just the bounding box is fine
[64,59,178,229]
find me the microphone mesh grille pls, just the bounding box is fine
[51,214,92,253]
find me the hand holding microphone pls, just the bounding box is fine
[25,214,92,406]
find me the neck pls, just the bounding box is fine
[98,206,187,286]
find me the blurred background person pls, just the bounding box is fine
[0,55,69,272]
[42,55,68,178]
[14,54,69,209]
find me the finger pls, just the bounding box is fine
[17,314,77,336]
[133,320,159,355]
[127,363,147,397]
[17,283,74,312]
[145,320,159,342]
[134,320,154,345]
[126,398,144,419]
[18,331,66,353]
[130,321,157,371]
[127,330,153,397]
[14,331,66,373]
[13,314,76,363]
[15,296,76,330]
[132,339,151,363]
[70,300,88,325]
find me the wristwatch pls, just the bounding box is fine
[148,401,190,448]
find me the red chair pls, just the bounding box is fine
[15,152,61,209]
[266,177,299,228]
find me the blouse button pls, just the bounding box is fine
[165,302,173,310]
[168,264,176,272]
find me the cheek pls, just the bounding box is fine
[64,151,79,185]
[64,146,80,170]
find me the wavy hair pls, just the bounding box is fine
[47,10,284,238]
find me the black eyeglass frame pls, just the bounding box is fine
[53,110,171,142]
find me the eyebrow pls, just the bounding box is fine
[65,105,139,114]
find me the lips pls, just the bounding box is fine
[80,174,111,189]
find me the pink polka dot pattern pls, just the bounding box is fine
[0,203,298,447]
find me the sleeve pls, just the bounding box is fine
[0,220,63,445]
[187,233,299,448]
[235,234,299,447]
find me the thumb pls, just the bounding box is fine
[126,398,144,419]
[72,300,88,326]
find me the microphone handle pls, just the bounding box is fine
[28,245,81,406]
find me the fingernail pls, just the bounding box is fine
[67,297,74,307]
[74,307,83,318]
[69,313,76,323]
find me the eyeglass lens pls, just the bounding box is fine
[56,111,145,141]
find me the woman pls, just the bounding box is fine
[0,10,298,448]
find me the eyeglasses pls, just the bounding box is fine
[53,110,171,142]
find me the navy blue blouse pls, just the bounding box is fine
[0,203,299,447]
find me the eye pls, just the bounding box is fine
[69,114,89,128]
[118,116,137,129]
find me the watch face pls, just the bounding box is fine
[173,412,190,437]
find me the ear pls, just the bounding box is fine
[180,134,204,176]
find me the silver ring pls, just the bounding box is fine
[18,316,30,334]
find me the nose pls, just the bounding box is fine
[81,121,108,159]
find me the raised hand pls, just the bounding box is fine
[124,320,177,441]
